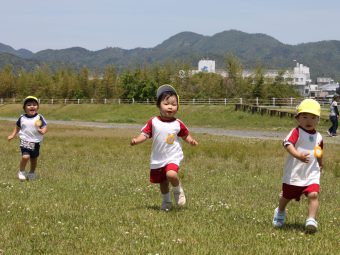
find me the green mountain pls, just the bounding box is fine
[1,30,340,80]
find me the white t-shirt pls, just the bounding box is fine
[16,113,47,143]
[282,127,323,186]
[330,100,338,117]
[141,116,189,169]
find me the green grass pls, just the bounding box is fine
[0,119,339,254]
[0,104,332,132]
[0,105,340,254]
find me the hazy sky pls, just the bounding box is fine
[1,0,340,53]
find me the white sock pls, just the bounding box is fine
[162,192,171,203]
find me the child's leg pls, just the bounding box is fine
[307,192,319,219]
[29,157,38,173]
[278,195,291,212]
[19,154,30,171]
[305,192,319,233]
[273,194,291,227]
[27,157,38,180]
[166,170,186,206]
[166,170,179,187]
[160,181,172,210]
[160,180,170,194]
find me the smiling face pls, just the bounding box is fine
[159,95,178,119]
[24,100,39,116]
[296,112,319,131]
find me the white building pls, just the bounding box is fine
[198,60,215,73]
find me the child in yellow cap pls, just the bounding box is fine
[272,99,323,233]
[131,85,198,211]
[8,96,47,181]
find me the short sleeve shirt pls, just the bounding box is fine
[282,127,323,186]
[141,116,189,169]
[16,113,47,143]
[330,100,338,116]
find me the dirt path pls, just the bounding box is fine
[1,117,339,144]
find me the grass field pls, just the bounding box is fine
[0,104,339,254]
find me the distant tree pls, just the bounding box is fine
[0,65,16,98]
[252,65,264,98]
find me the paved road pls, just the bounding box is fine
[1,117,339,144]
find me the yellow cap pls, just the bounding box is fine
[296,99,320,117]
[23,96,39,104]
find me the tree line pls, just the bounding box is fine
[0,55,300,100]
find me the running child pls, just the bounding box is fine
[8,96,47,181]
[130,84,198,211]
[272,99,323,233]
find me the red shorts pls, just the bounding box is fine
[150,163,179,183]
[282,183,320,201]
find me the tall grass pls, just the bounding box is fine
[0,120,339,254]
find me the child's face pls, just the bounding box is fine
[159,95,178,119]
[24,101,39,116]
[296,112,318,131]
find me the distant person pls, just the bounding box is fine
[8,96,47,181]
[327,94,339,137]
[130,84,198,211]
[272,99,323,233]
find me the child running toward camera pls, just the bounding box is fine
[272,99,323,233]
[8,96,47,181]
[131,84,198,211]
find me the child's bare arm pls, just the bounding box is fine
[183,134,198,146]
[285,144,309,163]
[131,133,148,146]
[8,126,20,141]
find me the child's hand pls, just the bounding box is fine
[184,135,198,146]
[7,135,15,141]
[130,138,137,146]
[187,138,198,146]
[37,128,44,135]
[297,152,310,163]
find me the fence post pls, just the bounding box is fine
[104,98,107,104]
[132,98,135,104]
[290,97,293,107]
[193,98,195,105]
[64,99,67,104]
[224,98,227,106]
[13,98,16,103]
[240,98,243,105]
[272,98,276,107]
[209,98,211,104]
[78,99,80,104]
[0,98,3,104]
[256,97,259,106]
[147,98,149,104]
[91,98,94,104]
[118,99,121,105]
[51,98,54,104]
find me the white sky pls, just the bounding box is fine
[1,0,340,53]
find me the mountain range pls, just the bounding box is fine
[1,30,340,81]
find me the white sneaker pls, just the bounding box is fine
[27,172,36,181]
[18,171,26,181]
[174,188,186,207]
[327,130,332,137]
[305,218,318,233]
[161,201,172,211]
[272,207,286,228]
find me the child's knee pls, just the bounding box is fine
[308,192,318,199]
[22,155,30,161]
[166,170,178,180]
